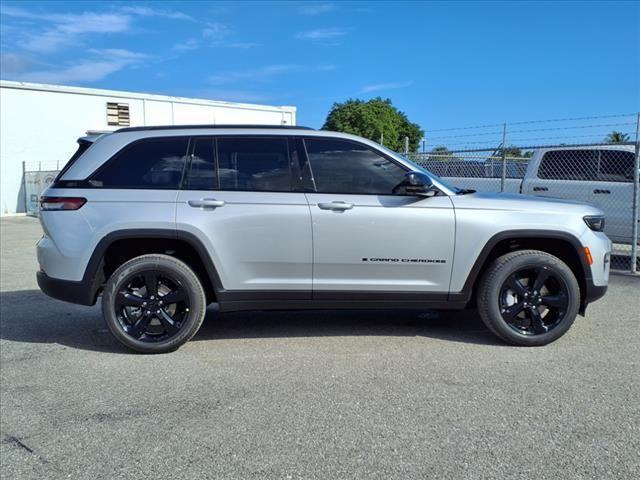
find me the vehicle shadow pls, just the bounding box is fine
[0,289,504,354]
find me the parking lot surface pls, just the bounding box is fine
[1,216,639,479]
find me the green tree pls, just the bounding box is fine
[604,131,631,143]
[502,145,523,157]
[322,97,424,152]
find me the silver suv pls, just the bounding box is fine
[37,125,611,353]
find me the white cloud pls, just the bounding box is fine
[14,49,148,84]
[298,3,336,15]
[360,80,414,93]
[0,52,34,75]
[227,42,259,49]
[208,64,335,85]
[1,6,133,53]
[296,27,348,40]
[1,4,195,54]
[202,22,232,41]
[119,6,195,21]
[172,39,200,51]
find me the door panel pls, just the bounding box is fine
[176,135,312,294]
[177,191,312,293]
[306,193,455,293]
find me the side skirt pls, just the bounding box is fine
[216,291,467,313]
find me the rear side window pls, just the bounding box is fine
[304,138,407,194]
[217,137,291,192]
[538,150,597,181]
[90,137,188,189]
[598,150,635,183]
[185,137,217,190]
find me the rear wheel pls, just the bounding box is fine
[477,250,580,346]
[102,254,206,353]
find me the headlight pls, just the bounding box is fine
[583,215,605,232]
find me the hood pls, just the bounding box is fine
[450,191,603,216]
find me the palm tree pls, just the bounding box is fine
[604,131,631,143]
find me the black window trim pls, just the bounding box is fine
[183,134,302,193]
[84,135,191,190]
[300,136,420,196]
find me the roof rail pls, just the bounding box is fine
[115,124,314,133]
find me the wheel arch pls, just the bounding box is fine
[83,229,223,304]
[451,230,591,313]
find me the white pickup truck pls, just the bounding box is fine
[437,145,637,244]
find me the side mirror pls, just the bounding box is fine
[403,171,437,196]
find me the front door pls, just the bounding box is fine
[176,136,312,297]
[301,137,455,296]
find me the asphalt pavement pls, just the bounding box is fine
[1,216,639,479]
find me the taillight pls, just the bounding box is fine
[39,196,86,211]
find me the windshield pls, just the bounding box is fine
[377,145,462,194]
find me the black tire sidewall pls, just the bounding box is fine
[479,252,580,346]
[102,255,206,353]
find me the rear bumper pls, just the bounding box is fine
[36,271,97,306]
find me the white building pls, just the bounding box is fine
[0,80,297,215]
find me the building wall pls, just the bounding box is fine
[0,81,296,214]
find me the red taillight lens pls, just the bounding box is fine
[39,196,86,211]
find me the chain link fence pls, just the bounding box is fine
[405,113,640,273]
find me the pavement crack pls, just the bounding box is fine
[4,435,34,453]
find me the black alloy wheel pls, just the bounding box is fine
[499,266,569,336]
[115,270,189,342]
[102,254,206,353]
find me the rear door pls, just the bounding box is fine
[522,149,597,206]
[301,137,455,296]
[176,136,312,297]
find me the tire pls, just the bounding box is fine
[477,249,580,346]
[102,254,206,353]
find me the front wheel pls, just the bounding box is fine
[102,254,206,353]
[477,250,580,346]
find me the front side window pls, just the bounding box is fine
[304,138,407,194]
[91,137,188,188]
[217,137,291,192]
[598,150,635,183]
[538,150,597,181]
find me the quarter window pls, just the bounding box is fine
[91,137,188,189]
[304,138,407,194]
[217,137,291,192]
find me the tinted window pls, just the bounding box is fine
[598,150,635,183]
[217,137,291,191]
[91,137,188,188]
[304,138,406,194]
[185,137,216,190]
[538,150,597,181]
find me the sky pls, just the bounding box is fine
[1,1,638,140]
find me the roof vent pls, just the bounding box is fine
[106,102,130,126]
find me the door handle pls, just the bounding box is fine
[593,189,611,194]
[188,198,226,208]
[533,186,548,192]
[317,201,354,211]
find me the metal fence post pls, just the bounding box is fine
[501,122,508,192]
[631,112,640,274]
[22,161,28,215]
[404,136,409,154]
